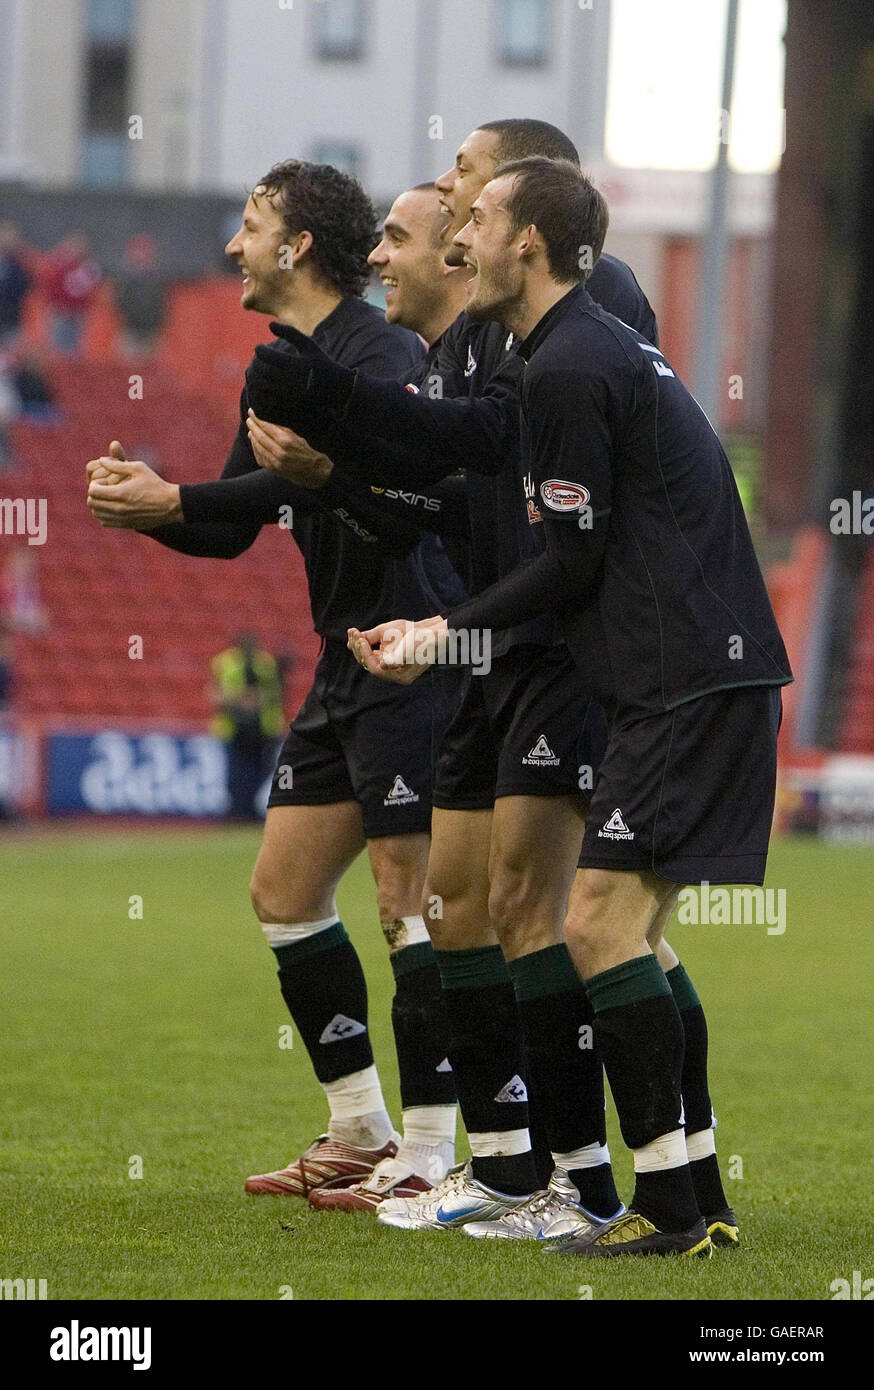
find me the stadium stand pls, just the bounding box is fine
[3,357,318,726]
[839,546,874,754]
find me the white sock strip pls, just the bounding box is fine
[468,1128,531,1158]
[322,1066,387,1122]
[552,1141,611,1171]
[632,1128,689,1174]
[393,914,431,949]
[685,1128,717,1162]
[401,1105,457,1146]
[260,916,339,948]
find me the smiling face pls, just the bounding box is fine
[454,174,524,324]
[434,128,502,267]
[368,188,448,333]
[224,189,289,314]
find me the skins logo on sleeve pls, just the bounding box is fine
[540,479,591,512]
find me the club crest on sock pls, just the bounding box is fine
[495,1074,528,1103]
[319,1014,367,1044]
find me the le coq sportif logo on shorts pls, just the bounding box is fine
[598,808,635,840]
[523,735,560,767]
[385,775,419,807]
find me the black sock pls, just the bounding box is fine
[510,945,620,1218]
[666,962,730,1218]
[273,922,373,1083]
[436,947,538,1196]
[525,1090,557,1190]
[390,944,456,1109]
[687,1154,731,1219]
[632,1165,701,1234]
[586,955,699,1232]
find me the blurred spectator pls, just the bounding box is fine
[44,233,102,355]
[0,624,12,820]
[0,625,11,712]
[11,347,60,423]
[0,353,16,470]
[1,548,48,635]
[210,633,284,820]
[0,223,33,349]
[114,234,167,357]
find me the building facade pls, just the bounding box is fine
[0,0,611,196]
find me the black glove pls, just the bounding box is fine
[246,321,357,432]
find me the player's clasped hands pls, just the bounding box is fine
[86,441,182,530]
[246,409,334,488]
[348,616,448,684]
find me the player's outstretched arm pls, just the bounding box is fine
[172,395,423,556]
[247,322,516,484]
[444,365,615,633]
[247,407,468,542]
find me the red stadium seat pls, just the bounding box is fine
[8,360,313,728]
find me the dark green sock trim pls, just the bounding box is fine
[665,962,701,1012]
[271,920,348,968]
[390,940,437,980]
[585,954,670,1013]
[508,943,582,1002]
[435,944,509,990]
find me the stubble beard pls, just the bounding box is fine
[465,259,515,325]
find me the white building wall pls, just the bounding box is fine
[207,0,611,199]
[0,1,611,198]
[0,0,772,251]
[4,0,85,184]
[128,0,209,190]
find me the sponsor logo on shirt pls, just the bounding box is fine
[332,507,378,543]
[523,734,560,767]
[405,382,420,394]
[640,342,676,378]
[598,808,634,840]
[385,774,420,807]
[369,486,440,511]
[540,479,591,513]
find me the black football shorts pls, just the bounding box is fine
[432,643,608,810]
[578,685,783,884]
[269,640,463,838]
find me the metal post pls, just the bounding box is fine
[694,0,740,427]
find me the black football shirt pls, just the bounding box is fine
[150,296,466,638]
[447,284,793,715]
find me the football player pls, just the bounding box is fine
[86,162,467,1202]
[351,158,792,1254]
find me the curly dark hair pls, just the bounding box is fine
[255,160,377,298]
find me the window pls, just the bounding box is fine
[313,0,367,61]
[86,0,135,43]
[496,0,551,67]
[312,142,361,177]
[80,132,128,187]
[80,2,133,187]
[84,46,129,131]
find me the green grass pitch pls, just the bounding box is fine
[1,828,870,1301]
